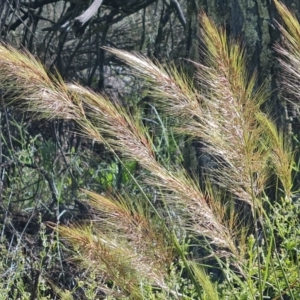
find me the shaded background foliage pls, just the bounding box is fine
[0,0,187,87]
[0,0,300,298]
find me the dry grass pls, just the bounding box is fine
[0,3,298,297]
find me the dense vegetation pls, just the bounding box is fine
[1,0,300,299]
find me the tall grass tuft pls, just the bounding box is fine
[0,2,300,298]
